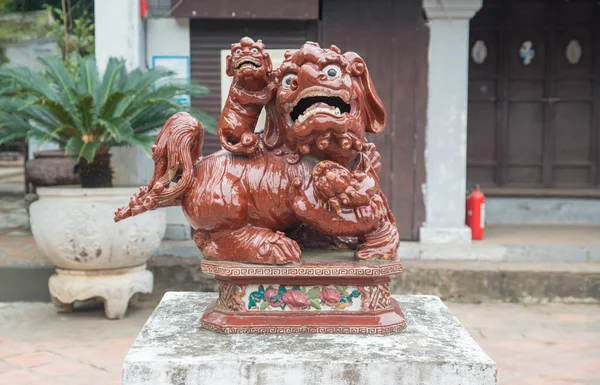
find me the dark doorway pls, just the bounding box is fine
[468,0,600,190]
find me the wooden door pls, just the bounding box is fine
[468,0,600,189]
[320,0,428,239]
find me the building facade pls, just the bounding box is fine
[95,0,599,242]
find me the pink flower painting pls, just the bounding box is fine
[265,287,282,307]
[318,286,342,306]
[281,290,310,310]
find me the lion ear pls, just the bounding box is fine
[226,54,234,77]
[344,52,386,133]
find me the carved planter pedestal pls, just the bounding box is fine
[29,187,166,319]
[200,252,406,334]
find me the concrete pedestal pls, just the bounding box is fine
[122,292,496,385]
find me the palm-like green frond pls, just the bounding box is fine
[0,67,55,100]
[65,137,100,163]
[98,117,133,144]
[99,91,127,119]
[96,58,126,106]
[78,56,100,97]
[0,113,30,145]
[118,68,176,115]
[38,56,78,112]
[0,113,68,146]
[0,54,214,162]
[35,99,78,129]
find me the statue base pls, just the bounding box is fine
[200,251,406,334]
[123,293,497,385]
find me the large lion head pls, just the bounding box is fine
[263,42,386,165]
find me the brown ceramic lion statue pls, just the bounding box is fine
[114,40,399,265]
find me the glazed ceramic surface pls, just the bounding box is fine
[115,39,399,265]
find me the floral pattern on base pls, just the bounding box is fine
[243,284,362,311]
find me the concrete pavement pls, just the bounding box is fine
[0,300,598,384]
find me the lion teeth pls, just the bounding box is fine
[296,106,338,123]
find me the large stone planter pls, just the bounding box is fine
[29,187,166,319]
[25,150,80,189]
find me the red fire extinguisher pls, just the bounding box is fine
[466,186,485,240]
[140,0,149,19]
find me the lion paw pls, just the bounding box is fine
[312,160,373,213]
[355,245,396,261]
[258,231,301,264]
[355,220,399,261]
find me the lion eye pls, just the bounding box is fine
[251,48,258,54]
[282,74,296,90]
[235,49,242,55]
[323,65,341,80]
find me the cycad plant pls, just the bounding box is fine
[0,55,215,187]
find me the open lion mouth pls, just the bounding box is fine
[290,95,351,124]
[235,59,261,70]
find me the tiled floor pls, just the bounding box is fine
[451,302,600,385]
[0,300,598,384]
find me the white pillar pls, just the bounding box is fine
[420,0,482,244]
[94,0,147,187]
[94,0,143,72]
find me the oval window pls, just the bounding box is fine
[471,40,488,64]
[566,40,582,64]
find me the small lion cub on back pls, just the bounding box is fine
[218,37,276,157]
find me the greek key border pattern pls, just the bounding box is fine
[201,321,407,335]
[201,261,402,277]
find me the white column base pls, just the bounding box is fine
[49,264,153,319]
[419,226,472,244]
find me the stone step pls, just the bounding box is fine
[3,256,599,304]
[146,255,600,304]
[4,230,600,303]
[487,196,600,225]
[395,260,600,304]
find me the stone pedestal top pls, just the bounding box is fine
[123,292,497,385]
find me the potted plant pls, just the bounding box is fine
[0,55,215,318]
[26,4,96,191]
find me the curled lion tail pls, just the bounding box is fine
[114,112,204,222]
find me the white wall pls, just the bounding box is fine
[146,18,190,66]
[4,40,57,72]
